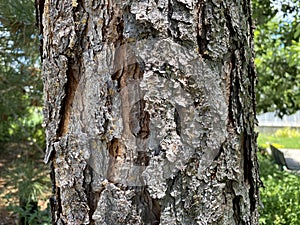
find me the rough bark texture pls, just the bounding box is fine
[39,0,260,224]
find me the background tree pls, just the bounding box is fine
[40,0,259,224]
[0,0,45,163]
[253,0,300,117]
[0,0,50,224]
[0,0,43,143]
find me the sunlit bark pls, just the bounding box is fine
[39,0,260,224]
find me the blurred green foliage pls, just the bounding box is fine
[258,151,300,225]
[3,159,51,225]
[0,0,43,145]
[251,2,300,221]
[0,0,49,223]
[258,128,300,224]
[253,0,300,117]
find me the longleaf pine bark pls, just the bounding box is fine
[38,0,260,224]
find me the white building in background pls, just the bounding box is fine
[257,111,300,133]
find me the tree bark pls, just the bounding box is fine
[39,0,260,224]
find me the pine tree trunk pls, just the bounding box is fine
[39,0,260,224]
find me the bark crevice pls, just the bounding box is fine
[196,0,211,59]
[57,59,79,136]
[132,187,161,225]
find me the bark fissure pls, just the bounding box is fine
[243,134,259,213]
[196,0,211,59]
[108,43,161,223]
[174,107,181,136]
[58,0,87,136]
[233,196,244,224]
[58,60,79,136]
[228,53,243,129]
[130,100,150,140]
[35,0,45,61]
[132,187,161,225]
[49,161,63,224]
[224,2,259,215]
[223,10,237,126]
[83,165,99,225]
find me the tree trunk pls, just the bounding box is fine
[39,0,260,224]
